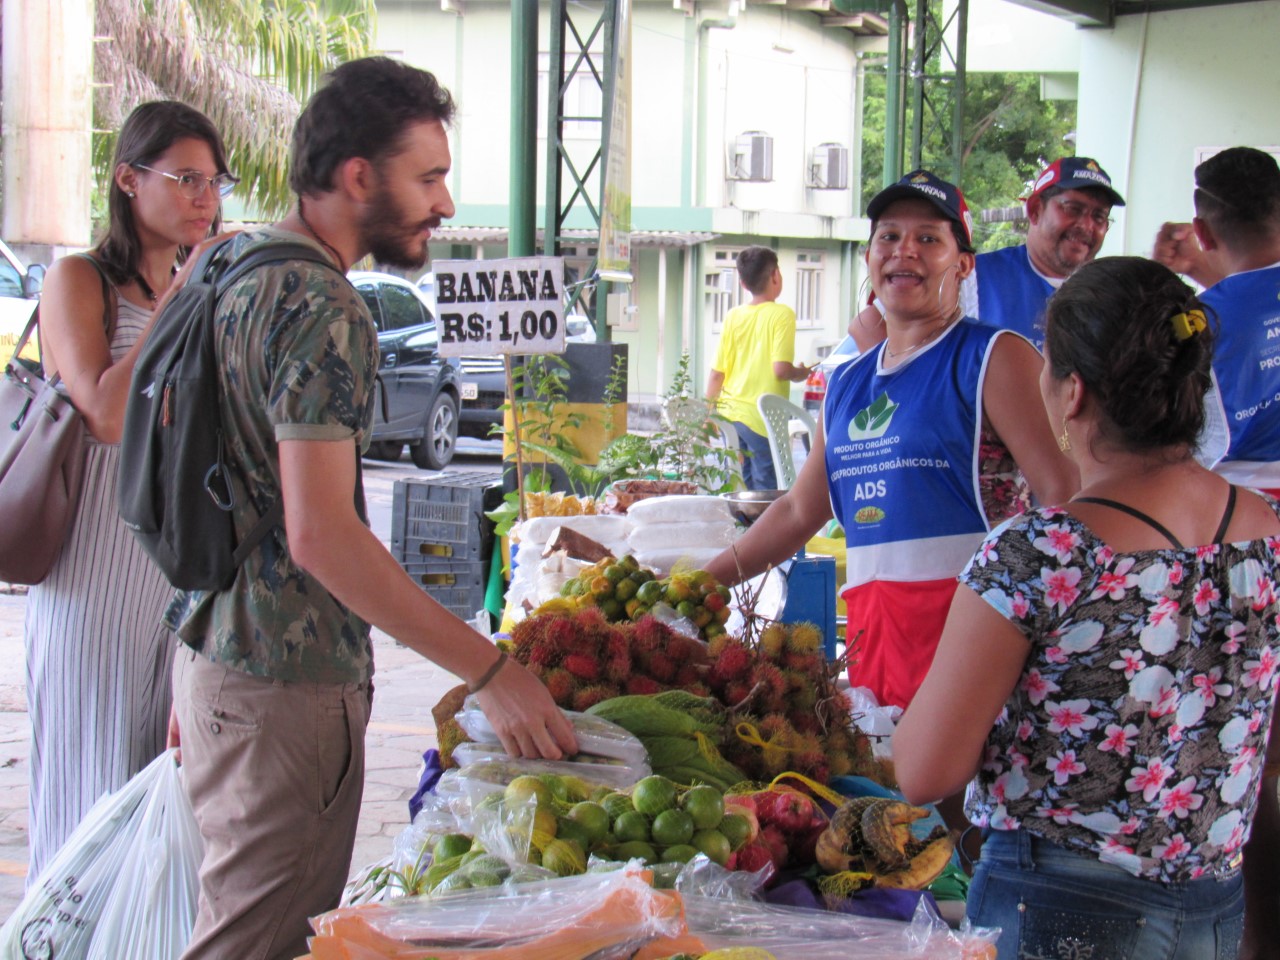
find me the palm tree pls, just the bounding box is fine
[93,0,375,219]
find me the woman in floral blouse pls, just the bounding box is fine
[893,256,1280,960]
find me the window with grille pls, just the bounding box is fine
[705,248,745,333]
[794,251,824,329]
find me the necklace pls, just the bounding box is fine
[884,308,962,361]
[134,266,175,306]
[296,200,346,271]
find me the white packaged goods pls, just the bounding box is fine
[627,520,739,553]
[516,514,632,544]
[625,494,734,524]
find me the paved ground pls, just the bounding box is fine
[0,447,502,920]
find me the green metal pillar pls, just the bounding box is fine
[509,0,538,257]
[951,0,968,184]
[883,0,907,186]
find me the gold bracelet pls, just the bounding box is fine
[468,651,508,694]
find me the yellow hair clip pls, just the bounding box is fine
[1170,309,1207,342]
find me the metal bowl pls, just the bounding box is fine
[720,489,787,526]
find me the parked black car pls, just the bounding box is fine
[349,271,460,469]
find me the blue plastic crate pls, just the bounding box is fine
[399,557,488,620]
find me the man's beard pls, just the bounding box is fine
[361,184,438,270]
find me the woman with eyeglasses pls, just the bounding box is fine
[893,257,1280,959]
[23,101,235,882]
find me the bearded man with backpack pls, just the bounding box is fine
[160,58,577,960]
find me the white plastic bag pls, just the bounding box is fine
[0,750,202,960]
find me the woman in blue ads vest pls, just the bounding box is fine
[893,257,1280,959]
[705,170,1078,711]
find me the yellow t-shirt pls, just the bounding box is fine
[711,300,796,436]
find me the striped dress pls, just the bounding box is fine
[23,295,176,885]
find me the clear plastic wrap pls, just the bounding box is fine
[440,756,649,807]
[306,865,684,960]
[515,514,633,544]
[631,894,998,960]
[455,696,649,766]
[449,745,649,788]
[627,520,739,552]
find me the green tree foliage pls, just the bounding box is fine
[93,0,375,220]
[859,19,1076,252]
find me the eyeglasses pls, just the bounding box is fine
[1052,197,1114,228]
[134,164,239,200]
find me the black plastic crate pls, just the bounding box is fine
[399,558,488,620]
[390,471,504,564]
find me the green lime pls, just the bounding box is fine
[651,808,695,847]
[555,817,592,848]
[567,801,611,845]
[692,829,732,866]
[719,813,752,850]
[602,792,634,821]
[632,776,678,817]
[615,577,638,601]
[660,843,699,864]
[681,786,725,830]
[432,833,473,862]
[504,775,553,809]
[604,564,628,583]
[612,840,657,863]
[613,810,651,843]
[636,580,664,605]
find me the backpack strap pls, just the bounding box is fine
[207,238,357,568]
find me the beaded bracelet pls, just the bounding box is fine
[468,651,508,694]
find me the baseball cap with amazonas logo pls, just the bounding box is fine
[1026,157,1125,207]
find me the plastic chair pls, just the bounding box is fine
[757,394,817,490]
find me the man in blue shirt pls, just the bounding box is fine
[963,156,1125,349]
[1153,144,1280,960]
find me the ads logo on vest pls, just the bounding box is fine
[848,391,899,441]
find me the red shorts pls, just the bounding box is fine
[841,578,958,710]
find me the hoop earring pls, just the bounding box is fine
[1057,419,1071,453]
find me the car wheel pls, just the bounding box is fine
[410,392,459,470]
[366,441,404,462]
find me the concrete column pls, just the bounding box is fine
[2,0,95,248]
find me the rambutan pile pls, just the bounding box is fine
[705,619,878,787]
[509,609,711,708]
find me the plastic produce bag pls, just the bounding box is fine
[455,695,649,766]
[305,864,684,959]
[633,894,998,960]
[0,749,202,960]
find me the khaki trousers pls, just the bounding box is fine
[173,647,370,960]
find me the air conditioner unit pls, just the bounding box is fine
[730,131,773,182]
[808,143,849,190]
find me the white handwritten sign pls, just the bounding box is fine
[434,257,565,357]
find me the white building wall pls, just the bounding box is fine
[1075,3,1280,262]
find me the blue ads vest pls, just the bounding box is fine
[824,320,1002,585]
[975,245,1054,349]
[1201,262,1280,484]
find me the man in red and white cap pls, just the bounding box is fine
[962,156,1125,349]
[852,157,1124,352]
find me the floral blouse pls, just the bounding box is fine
[961,498,1280,883]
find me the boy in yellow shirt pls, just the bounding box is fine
[705,246,812,490]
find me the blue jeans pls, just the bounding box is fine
[968,830,1244,960]
[733,421,777,490]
